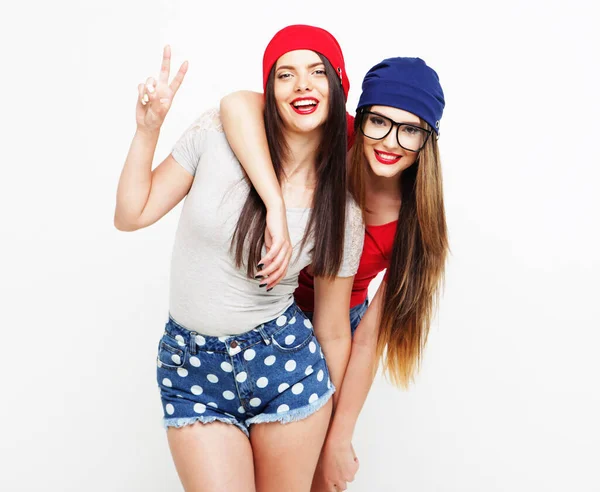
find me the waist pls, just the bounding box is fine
[166,302,303,355]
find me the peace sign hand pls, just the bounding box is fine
[136,45,188,132]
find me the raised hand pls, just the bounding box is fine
[136,45,188,132]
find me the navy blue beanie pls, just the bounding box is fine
[356,57,445,134]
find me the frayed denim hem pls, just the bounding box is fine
[163,415,249,437]
[245,385,336,426]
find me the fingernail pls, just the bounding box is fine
[142,94,149,103]
[147,84,155,93]
[257,263,264,269]
[266,287,273,292]
[254,275,264,280]
[259,283,267,288]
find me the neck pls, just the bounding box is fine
[281,127,321,184]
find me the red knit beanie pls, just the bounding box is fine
[262,24,350,100]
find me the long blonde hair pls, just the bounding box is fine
[349,117,448,387]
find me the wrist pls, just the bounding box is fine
[135,126,160,140]
[327,414,355,444]
[325,429,352,448]
[264,194,285,212]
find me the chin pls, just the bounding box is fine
[290,116,325,133]
[368,160,404,178]
[280,106,326,133]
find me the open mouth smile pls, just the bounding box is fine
[291,97,319,115]
[374,150,402,165]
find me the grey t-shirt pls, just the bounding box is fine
[168,109,364,336]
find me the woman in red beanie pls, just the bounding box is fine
[114,26,364,492]
[220,55,448,491]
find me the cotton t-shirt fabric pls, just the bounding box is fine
[295,220,397,311]
[168,109,365,336]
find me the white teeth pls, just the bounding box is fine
[376,151,399,161]
[293,100,317,107]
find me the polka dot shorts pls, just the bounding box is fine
[156,302,334,437]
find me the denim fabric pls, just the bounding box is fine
[302,298,369,336]
[349,298,369,335]
[156,303,334,437]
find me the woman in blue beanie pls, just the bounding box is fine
[220,56,448,491]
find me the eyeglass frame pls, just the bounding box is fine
[357,109,433,152]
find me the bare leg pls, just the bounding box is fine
[167,421,256,492]
[250,400,333,492]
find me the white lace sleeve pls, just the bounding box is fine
[337,196,365,277]
[171,108,223,175]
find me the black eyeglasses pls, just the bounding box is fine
[358,110,432,152]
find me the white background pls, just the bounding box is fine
[1,0,599,490]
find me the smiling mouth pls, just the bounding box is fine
[291,98,318,115]
[374,150,401,165]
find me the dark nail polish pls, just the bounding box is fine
[266,287,273,292]
[257,263,264,269]
[259,283,267,288]
[254,275,264,280]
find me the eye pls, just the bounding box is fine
[313,69,326,76]
[401,125,422,136]
[277,72,293,79]
[369,115,387,126]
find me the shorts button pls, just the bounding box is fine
[230,340,238,349]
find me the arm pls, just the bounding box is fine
[114,46,192,231]
[312,284,385,491]
[220,91,291,288]
[220,91,281,209]
[327,284,383,440]
[312,275,355,409]
[311,198,365,408]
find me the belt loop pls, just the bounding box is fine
[189,332,197,355]
[256,324,271,345]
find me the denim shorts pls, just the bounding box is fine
[303,298,369,336]
[156,302,334,437]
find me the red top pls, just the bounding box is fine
[294,220,397,311]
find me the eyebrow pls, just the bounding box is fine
[276,62,325,71]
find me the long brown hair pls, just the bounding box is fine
[232,54,348,278]
[349,112,448,387]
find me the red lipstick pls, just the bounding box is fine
[374,150,402,165]
[290,97,319,115]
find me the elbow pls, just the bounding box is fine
[315,326,352,344]
[351,329,378,350]
[220,91,263,114]
[220,91,245,114]
[113,213,140,232]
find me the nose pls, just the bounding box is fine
[295,74,311,92]
[382,125,400,150]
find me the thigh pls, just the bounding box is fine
[250,399,333,492]
[167,421,256,492]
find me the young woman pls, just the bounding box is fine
[114,25,364,492]
[220,56,448,492]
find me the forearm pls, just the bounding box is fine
[326,340,378,443]
[326,286,384,442]
[114,128,160,229]
[220,91,283,209]
[318,333,352,408]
